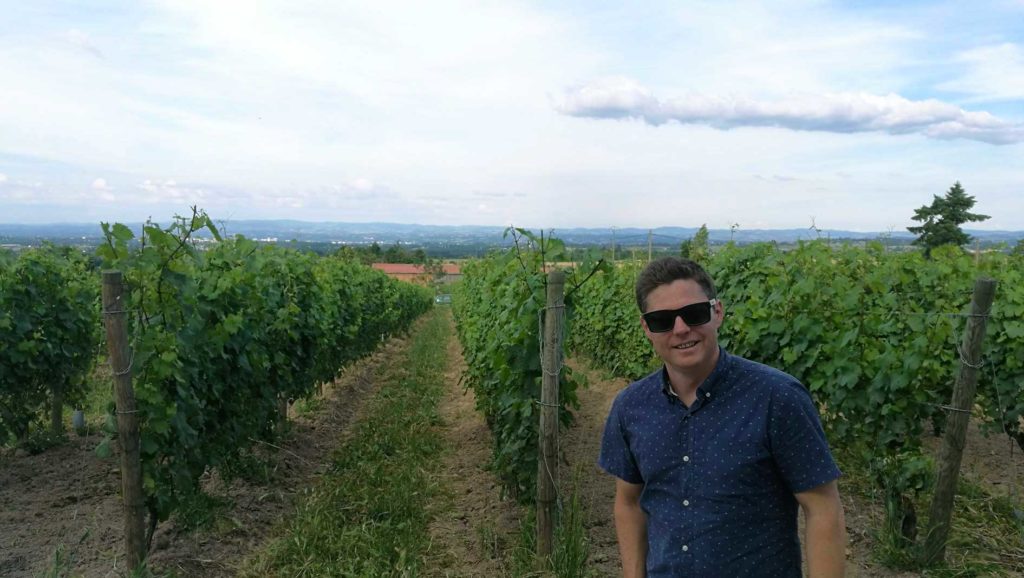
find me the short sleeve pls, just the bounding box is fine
[768,383,841,493]
[598,393,644,484]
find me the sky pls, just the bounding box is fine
[1,0,1022,232]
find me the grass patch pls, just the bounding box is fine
[291,395,324,417]
[835,448,1024,576]
[171,488,233,533]
[505,467,593,578]
[240,309,449,577]
[220,448,277,486]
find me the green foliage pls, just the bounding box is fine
[908,181,990,255]
[172,489,231,532]
[982,250,1024,452]
[452,228,603,502]
[506,468,593,578]
[569,239,1024,558]
[566,261,655,380]
[870,452,934,552]
[96,209,433,525]
[0,244,101,442]
[679,224,710,264]
[335,240,433,266]
[18,428,68,455]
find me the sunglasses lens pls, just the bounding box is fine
[645,312,676,332]
[644,301,713,333]
[680,303,712,326]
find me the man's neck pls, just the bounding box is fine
[666,351,719,406]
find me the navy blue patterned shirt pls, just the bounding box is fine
[599,348,841,578]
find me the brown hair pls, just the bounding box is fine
[635,257,717,313]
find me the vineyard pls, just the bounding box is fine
[1,211,435,574]
[452,233,1024,575]
[2,220,1023,576]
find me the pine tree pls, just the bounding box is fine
[907,182,989,256]
[679,224,709,263]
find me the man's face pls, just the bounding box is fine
[641,278,723,376]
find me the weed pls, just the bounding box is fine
[172,489,231,532]
[240,309,450,577]
[221,449,276,486]
[835,447,1024,576]
[551,469,592,578]
[36,543,73,578]
[504,468,593,578]
[291,395,324,417]
[19,427,66,455]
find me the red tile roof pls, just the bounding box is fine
[372,263,425,275]
[371,263,461,275]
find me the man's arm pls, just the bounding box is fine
[614,478,647,578]
[795,479,847,578]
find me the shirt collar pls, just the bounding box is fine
[660,347,733,404]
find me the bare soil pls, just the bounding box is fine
[421,317,522,577]
[0,331,413,578]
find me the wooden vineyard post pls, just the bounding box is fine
[537,269,565,560]
[921,277,996,566]
[278,395,289,426]
[101,271,146,572]
[50,383,64,436]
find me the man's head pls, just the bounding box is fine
[636,257,723,381]
[635,257,716,313]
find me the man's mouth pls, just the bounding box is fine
[673,341,699,350]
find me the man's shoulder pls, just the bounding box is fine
[612,368,664,408]
[726,352,808,395]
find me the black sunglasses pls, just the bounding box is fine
[642,299,718,333]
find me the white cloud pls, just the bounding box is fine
[939,43,1024,102]
[555,78,1024,145]
[349,178,374,192]
[0,173,7,184]
[91,177,110,190]
[66,29,103,59]
[138,179,209,203]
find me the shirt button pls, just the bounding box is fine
[682,545,689,552]
[683,455,690,462]
[683,499,690,506]
[705,392,711,398]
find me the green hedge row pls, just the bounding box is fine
[98,212,434,523]
[451,232,586,501]
[0,245,101,440]
[568,241,1024,516]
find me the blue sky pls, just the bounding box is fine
[1,0,1022,231]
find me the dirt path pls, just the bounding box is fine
[560,360,623,578]
[0,327,417,578]
[422,314,523,578]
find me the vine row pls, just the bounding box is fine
[97,210,434,529]
[0,245,101,441]
[568,241,1024,529]
[451,230,605,501]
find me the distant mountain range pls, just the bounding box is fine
[2,220,1022,247]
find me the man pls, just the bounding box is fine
[599,257,846,577]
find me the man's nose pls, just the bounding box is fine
[672,314,691,332]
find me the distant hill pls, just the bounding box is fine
[1,220,1021,248]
